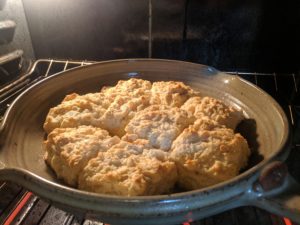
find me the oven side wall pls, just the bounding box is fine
[0,0,35,59]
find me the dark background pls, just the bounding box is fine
[4,0,300,72]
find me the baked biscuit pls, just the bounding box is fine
[125,105,195,151]
[44,126,120,186]
[63,92,111,107]
[99,79,153,136]
[43,93,110,134]
[78,140,177,196]
[181,96,243,129]
[43,78,251,195]
[101,94,150,137]
[180,96,202,116]
[170,119,250,190]
[101,78,152,98]
[150,81,199,107]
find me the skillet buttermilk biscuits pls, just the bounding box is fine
[99,78,152,136]
[125,105,195,151]
[181,96,243,129]
[150,81,199,107]
[44,78,152,136]
[101,78,152,98]
[44,126,120,186]
[100,94,150,137]
[170,119,250,190]
[43,78,250,196]
[78,140,177,196]
[43,92,111,134]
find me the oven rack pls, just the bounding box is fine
[1,59,299,144]
[0,59,299,225]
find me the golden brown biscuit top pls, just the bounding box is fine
[125,105,195,150]
[182,96,243,129]
[101,78,152,98]
[44,126,121,186]
[78,140,177,196]
[150,81,199,107]
[170,118,250,168]
[43,78,249,195]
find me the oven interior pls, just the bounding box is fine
[0,0,300,224]
[0,59,299,225]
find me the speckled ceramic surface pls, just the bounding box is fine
[0,59,297,225]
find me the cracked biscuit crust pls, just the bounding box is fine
[125,105,195,151]
[170,119,250,190]
[150,81,199,107]
[181,96,243,129]
[44,126,120,186]
[78,140,177,196]
[44,79,152,136]
[101,94,150,137]
[101,78,152,98]
[43,93,110,134]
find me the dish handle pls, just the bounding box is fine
[247,161,300,222]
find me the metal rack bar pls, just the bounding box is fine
[44,59,53,77]
[292,74,298,93]
[63,60,69,71]
[225,71,295,76]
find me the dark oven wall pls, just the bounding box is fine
[19,0,300,72]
